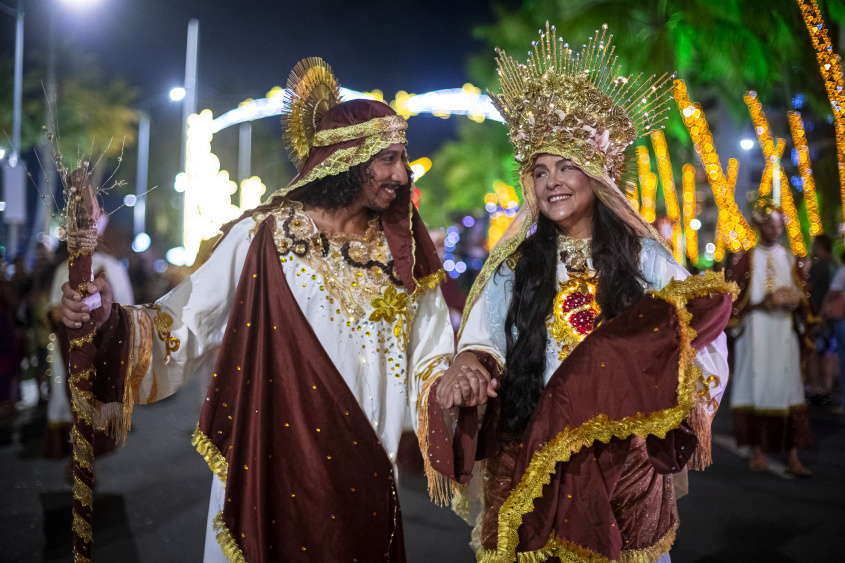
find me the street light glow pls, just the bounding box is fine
[740,139,754,150]
[170,87,186,101]
[57,0,102,8]
[690,218,702,231]
[0,148,5,160]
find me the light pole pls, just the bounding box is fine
[133,87,185,239]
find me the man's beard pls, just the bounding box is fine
[367,180,411,213]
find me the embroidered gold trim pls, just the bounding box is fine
[68,248,94,266]
[73,475,93,509]
[70,332,95,350]
[618,520,677,563]
[71,426,94,471]
[74,552,92,563]
[212,510,247,563]
[150,304,180,364]
[416,354,451,383]
[478,271,736,563]
[413,269,447,298]
[73,513,93,544]
[193,425,229,484]
[548,276,600,361]
[313,115,407,146]
[270,135,400,198]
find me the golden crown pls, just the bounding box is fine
[491,22,675,185]
[751,195,782,223]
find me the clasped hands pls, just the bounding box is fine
[435,351,499,413]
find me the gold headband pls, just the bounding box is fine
[312,115,407,147]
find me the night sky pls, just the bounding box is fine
[9,0,520,156]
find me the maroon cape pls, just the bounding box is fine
[428,273,734,561]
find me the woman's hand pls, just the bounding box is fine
[435,351,499,412]
[61,272,114,330]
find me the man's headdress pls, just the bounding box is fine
[751,195,783,224]
[271,57,408,197]
[461,23,676,336]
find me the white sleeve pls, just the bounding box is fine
[456,265,513,367]
[407,284,455,433]
[830,266,845,293]
[641,239,729,415]
[122,217,254,404]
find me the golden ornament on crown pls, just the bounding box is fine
[489,22,675,185]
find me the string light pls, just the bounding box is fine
[796,0,845,229]
[682,164,699,263]
[788,110,823,236]
[650,130,683,264]
[485,180,519,248]
[636,146,658,224]
[714,158,740,262]
[744,92,807,256]
[674,80,756,250]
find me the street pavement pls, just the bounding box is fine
[1,373,842,562]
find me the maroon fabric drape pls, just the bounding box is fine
[429,290,732,560]
[198,216,405,561]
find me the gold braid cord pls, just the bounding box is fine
[281,57,341,171]
[478,271,737,563]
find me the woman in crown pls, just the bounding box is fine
[416,24,736,563]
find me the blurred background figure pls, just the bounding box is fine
[806,234,838,406]
[825,251,845,415]
[726,199,814,476]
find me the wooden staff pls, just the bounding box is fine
[64,167,100,562]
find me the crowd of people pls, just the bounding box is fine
[1,24,843,563]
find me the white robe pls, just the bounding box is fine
[113,207,454,561]
[730,244,804,412]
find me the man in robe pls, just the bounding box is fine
[60,59,454,561]
[726,197,814,476]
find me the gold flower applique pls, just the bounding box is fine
[369,285,410,351]
[151,304,181,364]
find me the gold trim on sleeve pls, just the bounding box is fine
[150,303,180,364]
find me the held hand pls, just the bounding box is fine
[435,351,499,412]
[61,272,114,330]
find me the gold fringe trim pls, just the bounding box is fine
[212,510,247,563]
[412,269,447,298]
[480,271,735,563]
[73,513,93,544]
[618,520,677,563]
[417,374,455,506]
[70,332,95,350]
[193,426,229,484]
[74,475,93,509]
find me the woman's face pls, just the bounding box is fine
[531,155,595,238]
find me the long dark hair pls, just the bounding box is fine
[291,161,375,210]
[499,195,645,437]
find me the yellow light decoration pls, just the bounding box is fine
[795,0,845,230]
[744,92,807,256]
[486,180,519,248]
[239,176,267,210]
[636,146,658,224]
[391,90,419,119]
[625,180,639,211]
[714,158,740,262]
[682,164,699,263]
[674,80,756,249]
[788,110,823,236]
[409,157,432,181]
[649,130,683,264]
[184,109,242,263]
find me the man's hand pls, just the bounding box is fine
[435,351,499,412]
[61,272,114,330]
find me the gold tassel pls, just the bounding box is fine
[688,400,712,470]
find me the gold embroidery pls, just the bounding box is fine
[73,474,93,509]
[412,269,447,298]
[558,234,592,273]
[150,304,180,364]
[479,271,736,563]
[313,115,407,146]
[696,373,721,413]
[212,510,247,563]
[547,276,600,361]
[193,425,229,484]
[370,285,410,351]
[73,512,93,544]
[415,354,451,383]
[70,332,95,350]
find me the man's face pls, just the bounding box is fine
[757,213,784,245]
[359,144,409,212]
